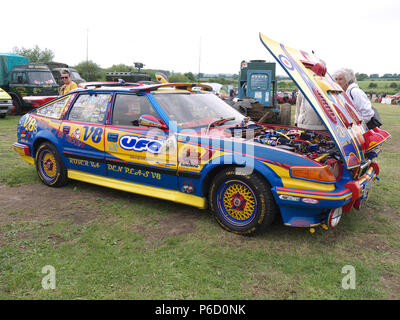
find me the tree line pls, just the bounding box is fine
[12,46,237,85]
[12,46,398,87]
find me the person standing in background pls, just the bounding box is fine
[333,68,381,129]
[295,92,326,131]
[59,69,78,96]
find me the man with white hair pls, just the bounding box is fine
[333,68,381,129]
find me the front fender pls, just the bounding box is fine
[199,155,284,197]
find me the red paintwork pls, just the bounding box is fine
[276,91,296,104]
[23,96,57,107]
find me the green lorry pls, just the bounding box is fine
[0,53,59,114]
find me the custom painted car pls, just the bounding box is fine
[13,36,391,235]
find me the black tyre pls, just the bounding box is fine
[35,142,68,187]
[209,167,277,235]
[0,114,5,119]
[10,96,23,115]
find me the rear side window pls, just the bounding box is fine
[35,96,70,119]
[68,93,110,124]
[112,94,158,126]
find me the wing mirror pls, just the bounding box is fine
[138,114,168,130]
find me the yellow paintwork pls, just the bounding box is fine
[18,155,35,164]
[43,153,57,178]
[13,144,35,164]
[67,169,207,209]
[314,76,343,93]
[0,88,12,99]
[264,162,335,191]
[222,182,255,220]
[153,88,189,93]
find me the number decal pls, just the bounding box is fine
[83,126,94,141]
[23,116,37,134]
[83,125,103,143]
[92,127,103,143]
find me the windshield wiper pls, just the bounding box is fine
[206,117,235,134]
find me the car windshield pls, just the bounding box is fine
[28,71,55,85]
[154,93,245,129]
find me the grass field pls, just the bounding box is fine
[0,103,399,300]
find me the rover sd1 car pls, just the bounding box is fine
[13,36,390,235]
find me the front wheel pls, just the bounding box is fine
[9,96,22,115]
[35,142,68,187]
[209,167,277,235]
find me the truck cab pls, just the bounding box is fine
[8,64,59,114]
[238,60,277,109]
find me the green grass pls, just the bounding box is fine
[0,107,399,300]
[358,80,400,96]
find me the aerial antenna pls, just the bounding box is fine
[86,28,89,79]
[198,36,202,81]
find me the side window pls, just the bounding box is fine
[11,72,27,84]
[35,96,70,119]
[68,93,110,124]
[112,94,158,126]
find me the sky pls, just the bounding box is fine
[2,0,399,76]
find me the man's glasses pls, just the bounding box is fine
[61,76,69,80]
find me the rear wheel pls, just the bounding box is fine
[35,142,68,187]
[209,167,277,235]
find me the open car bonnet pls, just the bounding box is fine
[259,33,390,169]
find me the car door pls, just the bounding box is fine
[60,92,112,176]
[105,92,177,189]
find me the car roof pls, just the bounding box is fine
[74,82,213,94]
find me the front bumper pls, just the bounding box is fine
[0,100,12,114]
[272,163,378,227]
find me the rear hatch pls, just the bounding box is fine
[259,33,390,170]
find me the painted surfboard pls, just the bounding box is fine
[259,33,367,169]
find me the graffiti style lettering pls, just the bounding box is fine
[107,164,161,180]
[69,158,89,166]
[108,164,124,172]
[119,135,163,154]
[83,126,103,143]
[65,134,85,148]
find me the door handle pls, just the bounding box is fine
[63,126,70,134]
[107,133,119,142]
